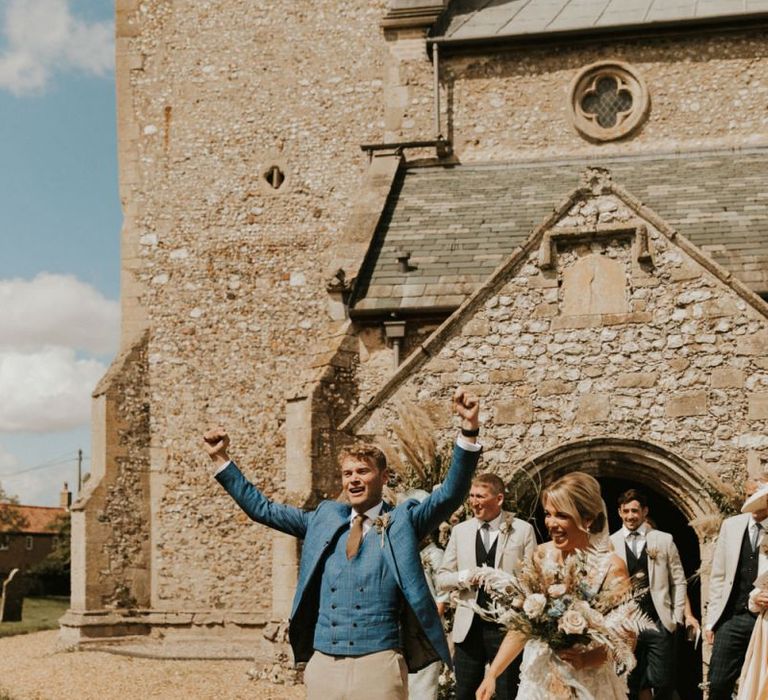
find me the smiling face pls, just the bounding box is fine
[469,483,504,522]
[618,499,648,532]
[341,456,388,514]
[543,496,590,553]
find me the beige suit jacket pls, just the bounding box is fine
[610,527,686,633]
[706,512,753,630]
[436,511,536,643]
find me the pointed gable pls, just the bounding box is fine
[341,168,768,485]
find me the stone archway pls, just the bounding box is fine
[515,437,721,527]
[515,437,720,700]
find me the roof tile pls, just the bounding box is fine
[351,150,768,313]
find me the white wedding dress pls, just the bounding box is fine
[517,638,628,699]
[516,542,629,699]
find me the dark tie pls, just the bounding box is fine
[480,522,491,553]
[628,531,640,557]
[752,523,765,553]
[347,514,366,559]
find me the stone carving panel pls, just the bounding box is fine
[561,253,628,317]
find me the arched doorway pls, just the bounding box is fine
[513,437,720,700]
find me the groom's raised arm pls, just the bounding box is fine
[204,427,310,539]
[411,388,481,539]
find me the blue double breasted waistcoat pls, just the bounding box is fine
[215,443,479,671]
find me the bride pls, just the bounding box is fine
[476,472,633,700]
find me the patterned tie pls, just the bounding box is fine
[628,530,640,557]
[347,514,366,559]
[480,522,491,553]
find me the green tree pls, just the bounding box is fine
[27,513,70,579]
[0,483,28,533]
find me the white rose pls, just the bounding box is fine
[541,558,559,577]
[523,593,547,619]
[558,609,587,635]
[573,600,602,626]
[548,584,567,598]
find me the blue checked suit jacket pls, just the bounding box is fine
[216,442,480,671]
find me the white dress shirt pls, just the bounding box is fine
[622,523,648,556]
[751,517,768,577]
[351,502,383,538]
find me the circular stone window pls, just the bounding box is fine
[569,61,649,142]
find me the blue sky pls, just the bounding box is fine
[0,0,120,506]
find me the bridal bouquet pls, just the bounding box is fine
[472,548,652,677]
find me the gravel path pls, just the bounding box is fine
[0,631,306,700]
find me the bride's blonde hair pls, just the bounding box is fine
[542,471,606,536]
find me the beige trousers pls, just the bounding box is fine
[304,649,408,700]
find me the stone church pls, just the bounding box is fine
[62,0,767,690]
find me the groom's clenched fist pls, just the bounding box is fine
[453,387,480,439]
[203,427,230,468]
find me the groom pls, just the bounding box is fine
[609,489,686,700]
[204,388,482,700]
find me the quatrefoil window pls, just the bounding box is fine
[581,76,633,128]
[569,61,649,142]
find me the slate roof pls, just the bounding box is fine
[435,0,768,43]
[350,149,768,314]
[0,505,66,534]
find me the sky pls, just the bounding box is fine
[0,0,121,507]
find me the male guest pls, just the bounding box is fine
[204,388,481,700]
[705,477,768,700]
[610,489,686,700]
[436,472,536,700]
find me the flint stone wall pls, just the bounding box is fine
[384,29,768,159]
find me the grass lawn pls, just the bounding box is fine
[0,596,69,638]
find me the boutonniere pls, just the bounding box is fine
[373,513,392,547]
[646,547,659,561]
[761,540,768,556]
[499,514,515,536]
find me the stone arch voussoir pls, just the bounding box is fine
[514,437,721,531]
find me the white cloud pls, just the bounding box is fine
[0,346,106,432]
[0,0,113,95]
[0,273,117,433]
[0,273,119,354]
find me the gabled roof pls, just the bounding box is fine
[342,170,768,433]
[0,505,67,535]
[434,0,768,45]
[350,149,768,315]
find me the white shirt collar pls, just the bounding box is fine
[350,501,383,524]
[623,524,647,538]
[477,512,503,531]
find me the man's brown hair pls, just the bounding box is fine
[337,443,387,472]
[472,473,506,496]
[617,488,648,509]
